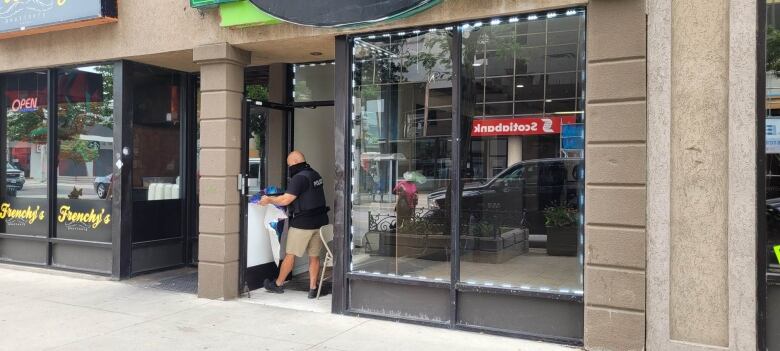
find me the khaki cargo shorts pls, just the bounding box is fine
[286,227,323,257]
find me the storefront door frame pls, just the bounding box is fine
[238,98,290,292]
[119,61,200,277]
[237,86,336,294]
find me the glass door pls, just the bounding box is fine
[127,62,191,275]
[239,98,288,292]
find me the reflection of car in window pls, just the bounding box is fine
[248,158,264,193]
[6,162,25,195]
[94,174,113,199]
[427,158,582,236]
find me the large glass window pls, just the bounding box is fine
[349,11,585,295]
[2,72,49,236]
[459,15,585,292]
[55,65,114,242]
[350,30,454,279]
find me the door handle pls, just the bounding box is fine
[237,174,245,195]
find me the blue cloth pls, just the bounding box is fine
[250,185,285,239]
[249,185,283,204]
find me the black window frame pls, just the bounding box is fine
[335,8,587,345]
[0,62,121,276]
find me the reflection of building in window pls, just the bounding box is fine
[467,15,585,179]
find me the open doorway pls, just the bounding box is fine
[239,63,336,311]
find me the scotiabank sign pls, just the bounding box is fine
[0,0,117,39]
[471,116,576,137]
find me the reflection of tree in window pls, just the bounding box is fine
[57,66,114,178]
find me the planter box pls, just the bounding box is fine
[546,226,578,256]
[475,228,529,252]
[371,228,530,263]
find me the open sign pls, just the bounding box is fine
[10,98,38,113]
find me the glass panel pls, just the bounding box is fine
[547,15,581,32]
[516,47,546,74]
[130,65,183,243]
[483,102,513,116]
[517,20,546,34]
[547,31,580,46]
[545,99,577,115]
[351,30,453,280]
[483,77,514,103]
[460,15,585,294]
[515,100,545,115]
[55,65,115,242]
[294,62,335,102]
[515,33,546,47]
[247,105,267,194]
[546,44,579,73]
[515,74,545,101]
[485,51,515,77]
[2,72,49,236]
[546,72,578,99]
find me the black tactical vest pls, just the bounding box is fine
[291,168,327,218]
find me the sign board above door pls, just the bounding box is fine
[0,0,117,40]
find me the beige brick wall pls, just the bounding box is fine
[584,0,647,350]
[646,0,757,349]
[194,43,250,300]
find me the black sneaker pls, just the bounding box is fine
[308,287,318,299]
[263,278,284,294]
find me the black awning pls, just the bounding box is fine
[248,0,440,27]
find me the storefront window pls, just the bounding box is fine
[349,12,585,295]
[350,30,454,279]
[55,65,114,242]
[2,72,49,236]
[459,14,585,292]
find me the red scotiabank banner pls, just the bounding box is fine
[471,115,576,137]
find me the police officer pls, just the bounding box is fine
[261,151,329,298]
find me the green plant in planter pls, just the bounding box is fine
[543,204,578,256]
[543,205,577,228]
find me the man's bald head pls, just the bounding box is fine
[287,151,306,166]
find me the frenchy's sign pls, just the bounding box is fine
[0,0,117,39]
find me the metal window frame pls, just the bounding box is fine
[758,0,769,349]
[0,64,122,276]
[336,9,586,345]
[0,62,198,278]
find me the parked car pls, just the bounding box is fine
[6,163,25,195]
[94,174,112,199]
[427,158,582,236]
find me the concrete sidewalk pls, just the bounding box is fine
[0,265,578,351]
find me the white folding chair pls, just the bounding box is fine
[317,224,335,299]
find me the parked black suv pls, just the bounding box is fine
[427,158,582,235]
[6,163,25,196]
